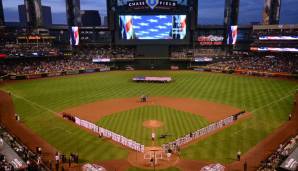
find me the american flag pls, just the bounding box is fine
[70,26,79,46]
[227,25,238,45]
[120,15,187,40]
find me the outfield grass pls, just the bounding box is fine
[1,71,297,164]
[97,105,209,145]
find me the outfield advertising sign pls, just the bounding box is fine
[197,35,224,46]
[280,147,298,171]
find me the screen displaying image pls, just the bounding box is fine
[259,36,298,40]
[70,26,79,46]
[119,15,187,40]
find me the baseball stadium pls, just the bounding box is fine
[0,0,298,171]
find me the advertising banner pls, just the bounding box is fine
[197,35,224,46]
[280,147,298,171]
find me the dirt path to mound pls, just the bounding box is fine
[0,91,57,168]
[63,96,242,123]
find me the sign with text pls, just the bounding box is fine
[117,0,187,10]
[197,35,224,46]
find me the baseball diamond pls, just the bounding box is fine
[0,71,297,170]
[0,0,298,171]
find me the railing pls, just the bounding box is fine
[162,115,235,151]
[63,114,145,153]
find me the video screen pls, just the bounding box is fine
[259,36,298,40]
[250,47,298,52]
[227,25,238,45]
[70,26,79,46]
[117,0,188,6]
[119,15,187,40]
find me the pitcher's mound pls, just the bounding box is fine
[143,120,164,128]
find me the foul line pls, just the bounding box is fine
[9,92,75,135]
[250,89,297,113]
[48,126,73,135]
[9,92,58,115]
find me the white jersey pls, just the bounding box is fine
[152,133,155,139]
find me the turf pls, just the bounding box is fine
[1,71,297,164]
[12,97,128,162]
[97,105,209,145]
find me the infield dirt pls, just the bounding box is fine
[62,96,242,123]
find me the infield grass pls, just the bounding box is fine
[97,105,209,145]
[1,71,297,164]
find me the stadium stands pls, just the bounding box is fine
[1,43,60,58]
[0,57,105,76]
[258,134,298,171]
[0,126,47,170]
[171,47,226,59]
[206,56,298,74]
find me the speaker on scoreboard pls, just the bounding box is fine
[230,0,239,26]
[189,0,198,30]
[108,0,116,31]
[0,0,4,26]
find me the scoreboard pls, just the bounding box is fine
[114,0,191,45]
[117,0,188,11]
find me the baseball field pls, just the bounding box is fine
[1,71,297,170]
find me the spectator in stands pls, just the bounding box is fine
[258,135,298,170]
[37,155,41,168]
[206,56,298,74]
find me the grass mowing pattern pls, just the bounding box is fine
[97,105,209,146]
[1,71,297,163]
[181,93,294,163]
[12,97,128,162]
